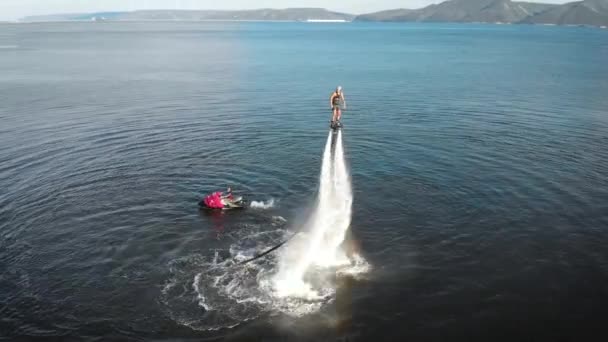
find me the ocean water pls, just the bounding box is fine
[1,21,608,341]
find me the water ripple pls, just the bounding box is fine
[1,21,608,341]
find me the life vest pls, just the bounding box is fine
[332,92,341,105]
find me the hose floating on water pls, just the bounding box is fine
[235,232,298,266]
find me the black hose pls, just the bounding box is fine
[235,232,298,266]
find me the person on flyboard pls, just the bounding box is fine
[330,86,346,129]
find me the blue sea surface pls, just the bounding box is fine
[1,21,607,341]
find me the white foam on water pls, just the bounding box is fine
[250,198,275,209]
[272,215,287,223]
[336,253,371,277]
[193,273,211,311]
[160,226,292,330]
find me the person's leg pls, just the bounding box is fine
[337,108,342,121]
[332,107,338,122]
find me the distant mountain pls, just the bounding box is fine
[23,12,125,22]
[355,9,415,22]
[22,8,354,22]
[356,0,557,23]
[521,0,608,26]
[21,13,89,22]
[20,1,608,27]
[123,8,353,21]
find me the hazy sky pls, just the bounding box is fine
[1,0,571,21]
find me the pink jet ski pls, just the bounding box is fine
[199,190,246,210]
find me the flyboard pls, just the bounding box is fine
[330,120,343,132]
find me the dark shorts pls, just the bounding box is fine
[332,105,341,110]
